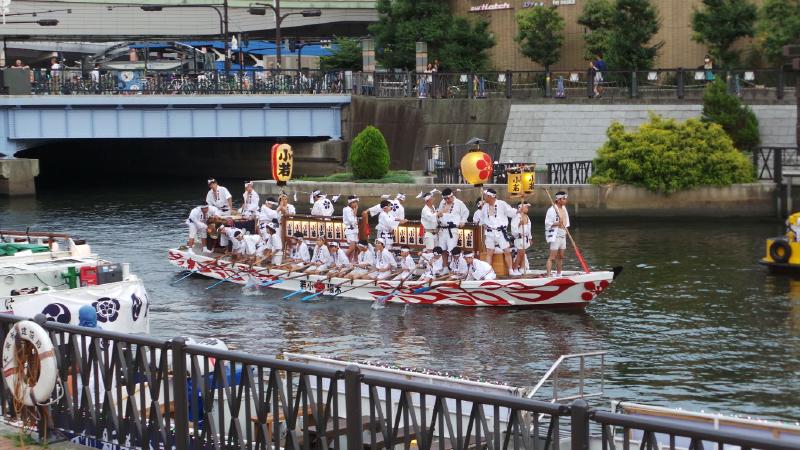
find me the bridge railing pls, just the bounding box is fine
[0,313,794,450]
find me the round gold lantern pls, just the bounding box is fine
[460,151,493,186]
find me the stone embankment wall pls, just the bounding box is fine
[501,103,797,165]
[255,181,776,218]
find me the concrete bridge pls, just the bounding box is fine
[0,94,349,155]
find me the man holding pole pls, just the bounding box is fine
[545,191,570,278]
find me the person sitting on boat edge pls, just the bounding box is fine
[511,202,532,276]
[262,222,283,266]
[479,188,516,272]
[465,252,496,281]
[186,203,221,251]
[310,191,334,217]
[545,191,570,278]
[448,246,468,280]
[240,181,260,219]
[206,178,233,215]
[394,247,416,281]
[286,231,311,270]
[419,246,445,282]
[326,241,351,278]
[343,196,360,260]
[370,238,397,280]
[349,240,374,279]
[305,236,332,274]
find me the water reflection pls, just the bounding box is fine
[1,185,799,421]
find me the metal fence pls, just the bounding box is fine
[547,161,594,185]
[11,67,795,99]
[0,313,795,450]
[753,146,800,182]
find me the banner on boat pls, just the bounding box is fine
[1,280,150,334]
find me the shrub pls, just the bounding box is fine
[349,126,390,179]
[590,114,755,193]
[702,79,760,153]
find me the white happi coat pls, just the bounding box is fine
[206,186,232,213]
[311,197,334,217]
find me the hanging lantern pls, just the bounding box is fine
[522,164,535,193]
[460,151,493,186]
[271,143,293,186]
[507,172,523,195]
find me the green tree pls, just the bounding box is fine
[692,0,757,68]
[757,0,800,65]
[440,17,496,72]
[369,0,494,70]
[349,126,390,179]
[701,79,760,152]
[578,0,615,59]
[514,6,565,71]
[319,37,363,72]
[590,114,755,193]
[606,0,663,70]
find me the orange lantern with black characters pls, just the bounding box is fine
[460,151,493,186]
[521,164,535,193]
[271,143,293,186]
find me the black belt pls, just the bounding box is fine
[486,226,507,232]
[440,223,457,238]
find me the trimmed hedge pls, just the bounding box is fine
[349,126,390,180]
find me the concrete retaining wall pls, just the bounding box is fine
[254,180,777,218]
[0,158,38,196]
[501,104,798,165]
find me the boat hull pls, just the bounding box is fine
[168,249,618,308]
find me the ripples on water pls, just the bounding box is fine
[2,185,799,422]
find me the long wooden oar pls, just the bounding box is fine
[544,188,590,274]
[206,262,252,289]
[171,258,225,285]
[375,273,414,305]
[411,274,453,294]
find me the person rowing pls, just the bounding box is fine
[262,222,283,265]
[394,246,417,281]
[419,246,445,282]
[286,231,311,270]
[369,238,397,280]
[326,241,351,278]
[349,240,374,279]
[448,246,468,280]
[305,236,331,274]
[464,252,496,281]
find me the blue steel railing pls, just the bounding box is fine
[0,313,794,450]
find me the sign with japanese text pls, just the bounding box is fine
[270,143,293,185]
[508,172,523,195]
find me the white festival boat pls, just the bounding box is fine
[167,248,621,308]
[0,230,150,333]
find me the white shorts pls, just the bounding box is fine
[349,268,369,277]
[189,225,207,240]
[271,251,283,265]
[484,230,509,252]
[549,236,567,251]
[370,270,392,280]
[437,229,459,252]
[345,229,359,243]
[594,72,603,83]
[306,264,329,273]
[393,271,413,281]
[514,236,532,250]
[423,231,438,250]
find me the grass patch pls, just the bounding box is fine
[2,433,42,447]
[297,170,415,184]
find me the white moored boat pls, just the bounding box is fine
[0,230,150,333]
[167,248,621,308]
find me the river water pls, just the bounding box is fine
[2,184,799,423]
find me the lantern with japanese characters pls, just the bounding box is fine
[522,164,535,193]
[271,143,293,186]
[507,170,523,195]
[460,151,493,186]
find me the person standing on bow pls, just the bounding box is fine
[437,188,469,270]
[343,196,360,260]
[545,191,570,278]
[479,188,515,273]
[510,202,532,276]
[240,181,260,219]
[206,178,233,215]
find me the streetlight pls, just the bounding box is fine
[248,1,321,69]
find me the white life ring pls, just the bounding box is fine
[2,321,57,406]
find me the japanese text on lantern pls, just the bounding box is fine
[271,143,293,185]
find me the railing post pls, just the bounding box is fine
[345,365,363,450]
[677,68,685,99]
[587,68,594,98]
[777,67,785,100]
[630,70,638,98]
[570,400,590,450]
[171,337,190,450]
[505,70,512,99]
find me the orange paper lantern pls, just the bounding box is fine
[460,151,493,186]
[271,143,293,186]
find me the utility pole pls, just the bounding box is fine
[224,0,230,71]
[275,0,282,69]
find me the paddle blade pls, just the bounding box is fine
[300,292,322,302]
[412,286,432,294]
[282,290,304,300]
[261,279,283,287]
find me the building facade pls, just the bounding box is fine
[448,0,767,71]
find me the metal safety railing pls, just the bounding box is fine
[0,313,795,450]
[547,161,594,185]
[525,351,606,403]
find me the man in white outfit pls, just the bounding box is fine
[376,200,406,250]
[394,247,416,280]
[545,191,570,278]
[370,238,397,280]
[419,192,439,250]
[510,202,533,276]
[310,191,334,217]
[465,252,496,281]
[186,203,221,250]
[448,247,468,280]
[286,232,311,270]
[349,240,374,279]
[391,194,406,220]
[206,178,233,214]
[262,222,283,265]
[437,188,469,270]
[479,188,516,273]
[343,196,360,259]
[240,181,260,219]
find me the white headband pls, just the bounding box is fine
[348,196,360,203]
[555,193,568,200]
[483,190,497,198]
[395,194,406,201]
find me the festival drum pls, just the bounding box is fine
[492,253,508,277]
